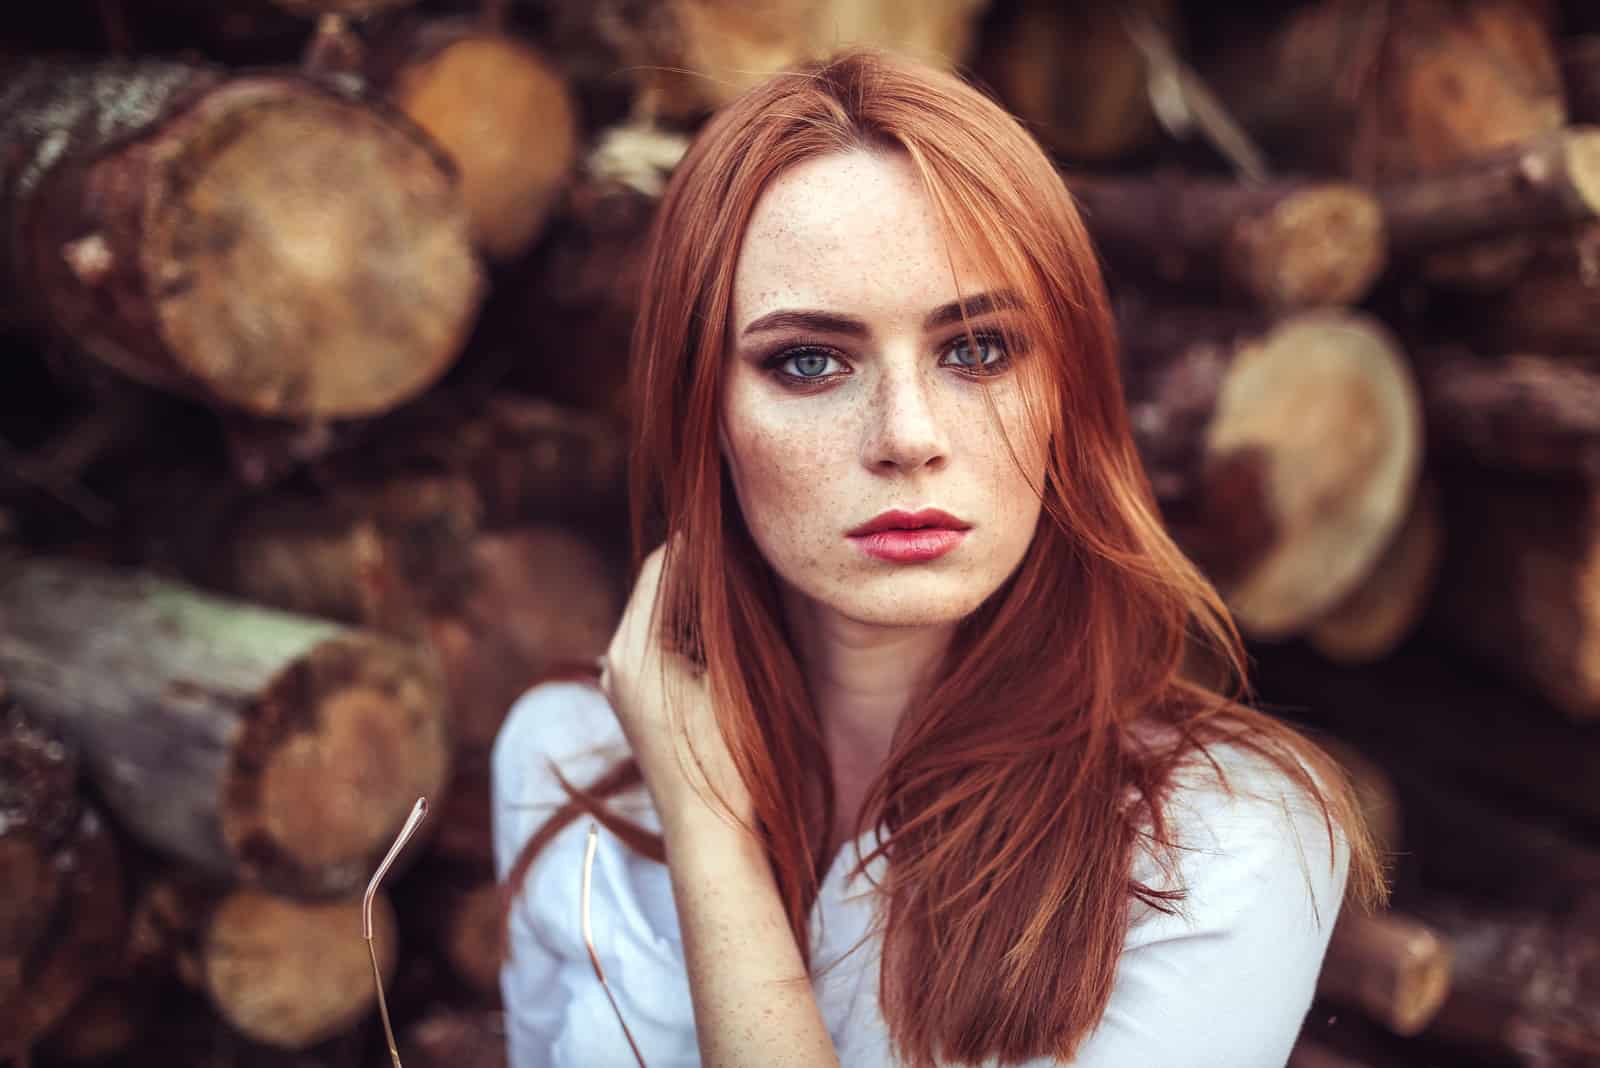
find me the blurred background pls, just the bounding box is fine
[2,0,1599,1065]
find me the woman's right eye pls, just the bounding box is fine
[768,348,846,383]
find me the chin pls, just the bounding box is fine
[821,572,996,628]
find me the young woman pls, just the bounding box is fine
[492,47,1388,1068]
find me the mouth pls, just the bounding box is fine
[846,509,971,537]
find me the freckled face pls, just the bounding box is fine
[720,149,1048,627]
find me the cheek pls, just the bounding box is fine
[722,402,845,563]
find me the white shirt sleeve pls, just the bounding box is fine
[491,681,625,1068]
[1036,750,1352,1068]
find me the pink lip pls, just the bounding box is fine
[850,528,967,562]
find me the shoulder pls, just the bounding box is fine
[1129,736,1351,942]
[489,680,637,878]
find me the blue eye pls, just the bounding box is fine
[766,348,845,383]
[942,333,1009,372]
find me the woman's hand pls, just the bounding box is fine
[599,543,755,830]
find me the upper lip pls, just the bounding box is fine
[847,509,971,536]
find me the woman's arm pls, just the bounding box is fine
[658,799,842,1068]
[601,544,841,1067]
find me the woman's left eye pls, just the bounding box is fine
[941,333,1010,373]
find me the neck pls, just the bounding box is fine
[780,585,955,836]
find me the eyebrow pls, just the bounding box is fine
[738,289,1024,339]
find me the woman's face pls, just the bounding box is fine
[720,148,1048,628]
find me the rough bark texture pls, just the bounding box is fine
[1414,349,1600,478]
[0,58,483,419]
[1071,172,1386,309]
[1121,301,1422,636]
[0,556,451,896]
[1429,224,1600,352]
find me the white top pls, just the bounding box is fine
[492,681,1349,1068]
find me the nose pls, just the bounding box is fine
[862,362,949,473]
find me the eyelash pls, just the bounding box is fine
[761,331,1020,388]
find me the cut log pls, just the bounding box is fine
[270,0,419,16]
[136,873,401,1051]
[368,18,579,261]
[1314,736,1403,862]
[400,860,503,1000]
[1378,126,1600,253]
[1121,302,1422,637]
[1427,475,1600,720]
[38,978,152,1063]
[1249,640,1600,844]
[1070,172,1386,310]
[1308,476,1443,663]
[401,1008,508,1068]
[1413,349,1600,478]
[1203,0,1566,180]
[0,556,451,897]
[979,0,1172,162]
[0,58,483,419]
[0,805,126,1064]
[1428,224,1600,352]
[584,0,990,119]
[1317,909,1454,1037]
[0,702,81,1003]
[1414,891,1600,1066]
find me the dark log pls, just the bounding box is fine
[367,17,579,262]
[0,805,126,1064]
[0,57,483,420]
[1428,224,1600,351]
[1378,127,1600,253]
[1564,36,1600,124]
[1070,172,1386,310]
[1203,0,1566,181]
[38,977,153,1063]
[0,556,451,897]
[1428,475,1600,720]
[1415,892,1600,1066]
[400,859,503,1000]
[1413,348,1600,479]
[0,702,80,1003]
[1121,301,1422,637]
[400,1008,507,1068]
[1308,477,1442,664]
[1249,640,1600,845]
[978,0,1172,162]
[1318,909,1454,1037]
[134,873,400,1051]
[270,0,419,16]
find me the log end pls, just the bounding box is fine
[391,32,579,262]
[148,80,485,419]
[225,632,450,897]
[1210,312,1422,637]
[1233,185,1387,310]
[1563,126,1600,218]
[203,887,398,1050]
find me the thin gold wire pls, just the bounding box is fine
[364,796,429,1068]
[583,821,649,1067]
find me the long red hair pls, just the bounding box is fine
[501,47,1388,1066]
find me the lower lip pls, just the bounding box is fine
[848,528,967,562]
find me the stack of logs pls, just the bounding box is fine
[3,0,1600,1065]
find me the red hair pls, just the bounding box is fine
[501,47,1388,1066]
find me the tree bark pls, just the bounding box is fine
[1427,474,1600,720]
[1563,36,1600,124]
[1413,348,1600,478]
[0,556,451,897]
[401,1008,508,1068]
[1070,172,1386,310]
[0,57,483,419]
[0,701,81,1004]
[1203,0,1566,181]
[0,805,126,1064]
[367,17,578,261]
[978,0,1172,162]
[1378,126,1600,253]
[1415,892,1600,1066]
[1121,301,1422,637]
[1428,224,1600,352]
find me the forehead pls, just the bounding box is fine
[730,149,993,328]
